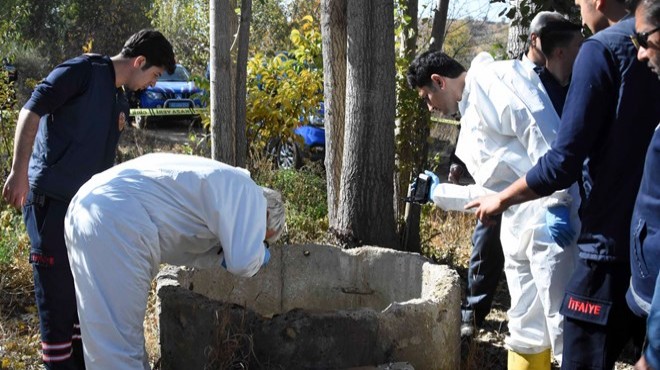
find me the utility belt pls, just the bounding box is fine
[27,188,71,207]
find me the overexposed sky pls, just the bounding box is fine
[419,0,509,23]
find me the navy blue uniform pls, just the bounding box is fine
[628,126,660,368]
[22,54,128,369]
[628,126,660,317]
[462,216,504,327]
[525,17,660,369]
[537,67,569,118]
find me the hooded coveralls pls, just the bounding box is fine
[431,53,580,363]
[64,153,270,370]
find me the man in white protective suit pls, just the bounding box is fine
[406,50,581,370]
[63,152,286,370]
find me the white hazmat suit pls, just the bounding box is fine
[64,153,270,370]
[431,53,581,364]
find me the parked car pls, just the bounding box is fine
[269,103,325,170]
[129,64,205,128]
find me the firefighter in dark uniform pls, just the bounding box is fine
[2,30,175,369]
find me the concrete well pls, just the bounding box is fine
[156,244,461,370]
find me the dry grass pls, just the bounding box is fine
[0,256,41,370]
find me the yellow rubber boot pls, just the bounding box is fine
[507,349,551,370]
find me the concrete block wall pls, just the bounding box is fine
[156,244,461,369]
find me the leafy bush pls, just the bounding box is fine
[245,16,323,153]
[252,158,328,244]
[0,207,29,264]
[2,41,50,107]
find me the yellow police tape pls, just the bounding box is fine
[129,108,458,125]
[430,116,460,126]
[130,108,206,117]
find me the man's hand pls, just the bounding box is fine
[2,170,29,208]
[448,163,464,184]
[465,194,507,225]
[545,205,575,248]
[634,355,651,370]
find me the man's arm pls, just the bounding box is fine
[465,176,541,223]
[2,109,40,208]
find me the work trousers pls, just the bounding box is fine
[462,216,504,326]
[560,257,645,369]
[23,190,85,370]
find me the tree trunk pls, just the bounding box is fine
[397,0,422,253]
[210,0,236,165]
[321,0,347,233]
[506,0,536,58]
[429,0,449,51]
[336,0,397,248]
[234,0,251,168]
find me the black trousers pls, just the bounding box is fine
[23,190,85,370]
[462,215,504,326]
[560,257,645,369]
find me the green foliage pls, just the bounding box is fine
[0,207,29,264]
[150,0,210,76]
[251,0,291,55]
[285,0,321,38]
[442,19,475,68]
[253,163,328,244]
[393,0,432,212]
[0,75,18,178]
[245,16,323,152]
[2,0,151,68]
[491,0,581,42]
[1,42,51,105]
[0,67,27,266]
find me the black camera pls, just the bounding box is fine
[404,173,431,204]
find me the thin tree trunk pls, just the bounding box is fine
[234,0,251,168]
[337,0,397,248]
[321,0,347,233]
[210,0,236,165]
[429,0,449,51]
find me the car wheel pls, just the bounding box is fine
[134,115,148,129]
[277,139,301,169]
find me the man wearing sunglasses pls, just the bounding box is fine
[629,1,660,370]
[465,0,660,368]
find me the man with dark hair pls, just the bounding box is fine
[2,29,175,369]
[537,20,584,114]
[467,0,660,368]
[408,49,581,369]
[629,1,660,369]
[442,13,583,342]
[523,11,568,69]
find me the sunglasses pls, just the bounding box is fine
[630,26,660,49]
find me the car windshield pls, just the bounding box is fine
[159,66,190,82]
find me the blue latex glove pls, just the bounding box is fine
[424,170,440,203]
[545,205,575,248]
